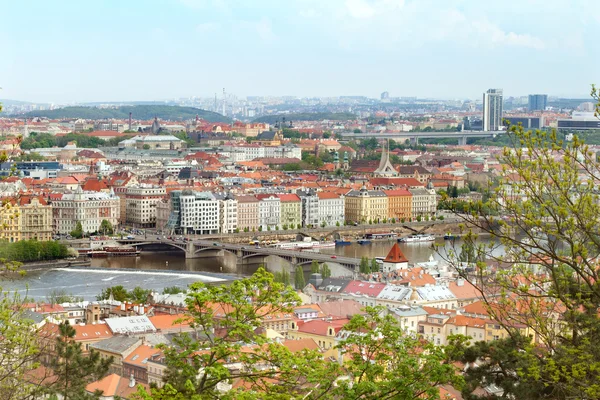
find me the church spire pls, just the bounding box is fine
[374,139,398,177]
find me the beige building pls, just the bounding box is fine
[344,187,388,224]
[52,187,120,234]
[408,185,437,219]
[0,195,53,242]
[383,188,412,221]
[125,185,166,228]
[235,195,259,232]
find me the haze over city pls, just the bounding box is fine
[2,0,599,103]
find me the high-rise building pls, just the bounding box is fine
[380,91,390,100]
[528,94,547,111]
[483,89,503,131]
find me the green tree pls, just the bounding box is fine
[129,286,151,303]
[294,266,306,289]
[70,221,84,238]
[370,258,379,273]
[47,289,82,305]
[321,221,326,228]
[96,285,129,302]
[310,260,319,274]
[0,290,44,399]
[333,307,462,399]
[445,100,600,399]
[47,321,112,400]
[319,263,331,279]
[143,144,150,150]
[162,286,184,295]
[359,257,370,274]
[353,128,362,133]
[99,219,113,235]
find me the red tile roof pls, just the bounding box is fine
[384,243,409,263]
[342,281,386,297]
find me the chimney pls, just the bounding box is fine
[128,112,132,131]
[456,278,465,287]
[121,303,126,311]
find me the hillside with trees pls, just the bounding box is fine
[252,112,357,124]
[23,105,231,122]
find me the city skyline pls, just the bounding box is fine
[1,0,599,103]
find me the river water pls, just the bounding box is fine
[0,238,484,301]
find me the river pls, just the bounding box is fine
[0,238,489,301]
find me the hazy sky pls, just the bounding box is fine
[1,0,599,103]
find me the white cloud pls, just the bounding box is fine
[196,22,219,33]
[345,0,376,19]
[471,20,545,49]
[255,18,275,42]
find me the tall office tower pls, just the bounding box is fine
[528,94,548,111]
[483,88,503,131]
[380,91,390,100]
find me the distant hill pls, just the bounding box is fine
[252,112,357,124]
[23,105,231,122]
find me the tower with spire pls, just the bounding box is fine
[374,139,398,177]
[333,151,340,170]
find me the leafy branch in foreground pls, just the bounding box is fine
[443,115,600,399]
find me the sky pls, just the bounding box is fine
[1,0,599,103]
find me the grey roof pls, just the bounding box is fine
[316,278,352,292]
[90,336,141,355]
[22,310,45,324]
[388,305,428,318]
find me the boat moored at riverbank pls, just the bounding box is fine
[398,234,435,243]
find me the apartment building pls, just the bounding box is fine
[52,187,120,234]
[214,193,238,233]
[383,188,412,221]
[298,190,319,228]
[316,192,345,228]
[344,187,388,224]
[408,184,437,219]
[277,193,301,229]
[256,194,281,231]
[0,195,52,242]
[125,185,166,228]
[235,195,259,232]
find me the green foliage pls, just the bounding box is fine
[70,222,83,238]
[143,144,151,150]
[96,285,150,303]
[162,286,184,295]
[353,128,362,133]
[334,307,463,399]
[449,105,600,399]
[14,152,46,161]
[24,105,230,122]
[47,289,83,305]
[319,263,331,278]
[99,219,113,235]
[46,321,113,399]
[359,256,371,274]
[0,240,69,262]
[252,112,356,124]
[310,260,319,274]
[0,290,43,399]
[294,266,306,289]
[96,285,129,302]
[273,269,290,286]
[370,258,379,273]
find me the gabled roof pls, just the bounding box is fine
[384,243,409,263]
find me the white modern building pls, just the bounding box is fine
[483,88,503,132]
[52,187,120,234]
[125,185,166,228]
[179,191,220,235]
[221,144,301,162]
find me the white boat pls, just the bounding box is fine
[398,234,435,243]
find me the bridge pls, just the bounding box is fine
[115,238,361,272]
[339,130,503,145]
